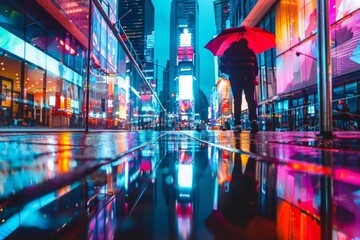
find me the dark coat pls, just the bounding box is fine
[223,41,259,77]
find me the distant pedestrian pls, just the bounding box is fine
[222,38,259,134]
[336,99,353,130]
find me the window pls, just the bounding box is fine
[333,86,344,100]
[345,82,357,95]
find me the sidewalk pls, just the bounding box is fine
[0,130,359,239]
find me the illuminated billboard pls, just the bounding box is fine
[118,88,126,119]
[178,75,193,100]
[180,29,191,47]
[177,47,194,62]
[140,94,153,115]
[275,1,360,95]
[179,62,193,75]
[179,100,193,113]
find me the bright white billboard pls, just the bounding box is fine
[180,29,191,47]
[178,75,193,100]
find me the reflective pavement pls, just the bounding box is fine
[0,130,359,239]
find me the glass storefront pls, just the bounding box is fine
[0,0,161,130]
[0,33,84,128]
[252,0,360,131]
[0,0,86,128]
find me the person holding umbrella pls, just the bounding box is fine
[222,38,259,134]
[205,26,276,134]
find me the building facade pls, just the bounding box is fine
[226,0,360,131]
[210,0,231,128]
[118,0,157,130]
[214,0,230,35]
[0,0,160,130]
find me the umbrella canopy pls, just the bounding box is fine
[205,26,276,56]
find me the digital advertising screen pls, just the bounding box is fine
[178,75,193,100]
[275,1,360,95]
[179,100,193,114]
[331,11,360,77]
[118,88,126,119]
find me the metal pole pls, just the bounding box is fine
[85,0,93,132]
[156,59,160,130]
[319,150,333,240]
[156,59,159,95]
[318,0,334,234]
[316,0,333,138]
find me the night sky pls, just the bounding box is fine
[152,0,216,98]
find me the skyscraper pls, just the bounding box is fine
[118,0,155,84]
[214,0,230,34]
[118,0,157,129]
[168,0,199,128]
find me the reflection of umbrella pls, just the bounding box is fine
[205,26,276,56]
[205,210,244,239]
[205,210,277,240]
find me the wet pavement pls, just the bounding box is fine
[0,130,359,239]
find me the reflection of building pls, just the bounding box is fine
[226,0,360,131]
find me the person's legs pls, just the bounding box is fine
[243,81,257,121]
[233,93,243,126]
[229,74,243,128]
[243,76,259,134]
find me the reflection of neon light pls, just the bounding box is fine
[0,183,79,239]
[125,161,129,192]
[213,175,218,210]
[177,164,193,188]
[334,168,360,186]
[176,202,193,216]
[175,201,192,240]
[287,162,332,175]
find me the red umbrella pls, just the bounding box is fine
[205,26,276,56]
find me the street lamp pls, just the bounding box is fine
[112,9,132,28]
[295,51,317,61]
[295,52,317,61]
